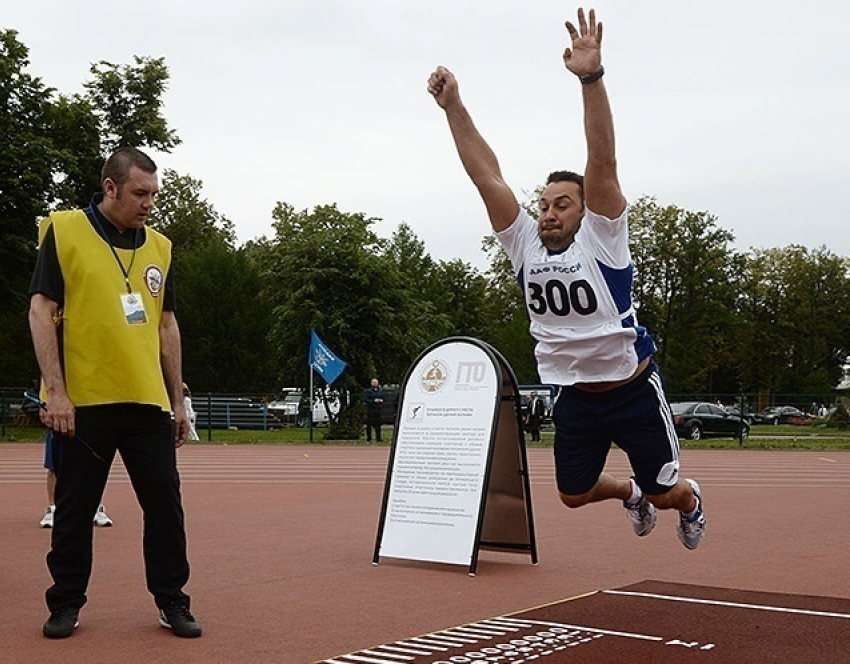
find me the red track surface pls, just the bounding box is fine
[1,444,848,663]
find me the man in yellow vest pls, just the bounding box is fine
[29,147,201,639]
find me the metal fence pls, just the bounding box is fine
[0,388,396,439]
[2,387,845,440]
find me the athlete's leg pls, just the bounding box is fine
[645,479,697,512]
[553,388,620,508]
[558,472,631,508]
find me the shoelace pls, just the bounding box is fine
[626,499,648,518]
[52,606,78,620]
[166,602,194,622]
[681,509,704,531]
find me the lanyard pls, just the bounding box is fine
[89,203,139,294]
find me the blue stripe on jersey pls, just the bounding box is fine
[517,265,525,292]
[622,314,657,362]
[593,259,657,361]
[596,260,633,315]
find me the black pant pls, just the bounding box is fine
[46,404,190,612]
[366,416,382,442]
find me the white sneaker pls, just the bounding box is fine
[93,505,113,527]
[677,479,706,550]
[624,495,657,537]
[40,505,55,528]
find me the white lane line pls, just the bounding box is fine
[338,655,403,664]
[408,636,466,648]
[395,639,445,652]
[494,617,663,642]
[449,625,507,637]
[603,590,850,619]
[431,632,480,645]
[362,648,414,661]
[360,650,414,662]
[378,644,433,656]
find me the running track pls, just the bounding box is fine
[2,445,849,488]
[1,444,848,663]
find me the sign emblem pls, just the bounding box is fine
[420,359,449,393]
[143,264,164,297]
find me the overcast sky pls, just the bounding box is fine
[7,1,849,269]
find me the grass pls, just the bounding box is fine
[4,422,850,450]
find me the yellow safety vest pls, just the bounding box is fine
[42,209,172,411]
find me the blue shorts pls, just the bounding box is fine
[43,431,56,472]
[553,360,680,496]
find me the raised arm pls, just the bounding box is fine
[563,8,626,220]
[427,66,519,232]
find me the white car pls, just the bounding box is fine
[267,389,338,427]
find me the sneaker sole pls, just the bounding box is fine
[43,620,79,638]
[159,615,202,637]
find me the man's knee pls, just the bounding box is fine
[645,488,678,510]
[559,491,591,509]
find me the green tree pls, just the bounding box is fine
[0,30,53,385]
[430,258,491,339]
[0,30,179,385]
[149,169,236,258]
[628,196,739,394]
[176,239,276,392]
[736,246,850,395]
[148,170,273,392]
[83,56,180,155]
[261,203,428,427]
[384,222,452,364]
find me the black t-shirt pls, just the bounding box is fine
[28,196,176,310]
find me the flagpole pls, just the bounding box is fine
[309,364,314,442]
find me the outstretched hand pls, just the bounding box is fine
[427,66,460,109]
[563,7,603,77]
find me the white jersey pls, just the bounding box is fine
[496,206,656,386]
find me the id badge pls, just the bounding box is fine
[120,292,148,325]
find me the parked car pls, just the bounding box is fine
[267,388,340,427]
[751,406,811,426]
[670,402,749,440]
[266,388,302,424]
[724,405,756,424]
[193,396,284,430]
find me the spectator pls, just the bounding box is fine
[525,391,545,442]
[183,383,199,441]
[40,431,113,528]
[363,378,384,443]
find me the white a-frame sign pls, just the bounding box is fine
[373,337,537,575]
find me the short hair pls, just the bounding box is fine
[545,170,585,201]
[101,147,157,187]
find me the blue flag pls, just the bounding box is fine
[308,330,347,385]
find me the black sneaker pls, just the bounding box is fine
[43,606,80,638]
[159,600,202,638]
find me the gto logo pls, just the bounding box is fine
[457,361,486,384]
